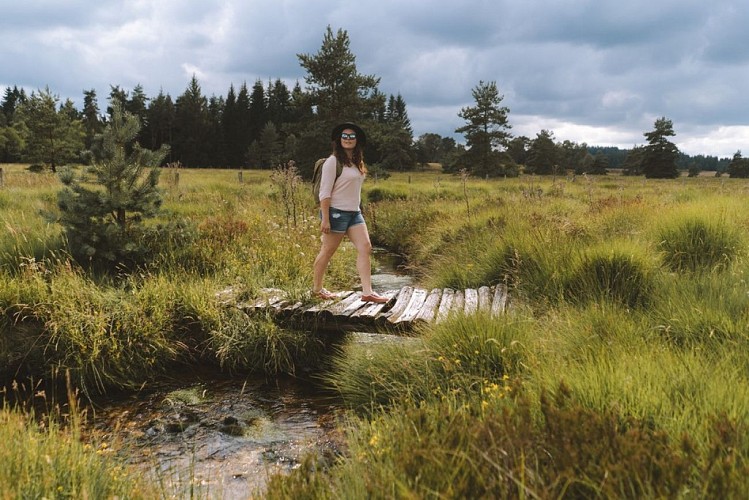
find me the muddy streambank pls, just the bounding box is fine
[84,248,413,497]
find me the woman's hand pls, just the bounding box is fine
[319,198,332,234]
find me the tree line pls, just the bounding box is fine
[0,26,740,179]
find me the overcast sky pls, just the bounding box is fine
[2,0,748,158]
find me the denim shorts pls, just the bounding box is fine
[325,207,365,233]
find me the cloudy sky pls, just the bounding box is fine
[2,0,748,157]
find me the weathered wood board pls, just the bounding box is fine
[230,285,509,333]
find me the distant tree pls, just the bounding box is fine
[234,82,253,165]
[588,153,609,175]
[376,93,415,170]
[205,95,225,167]
[127,84,149,146]
[245,140,261,168]
[558,140,588,172]
[506,136,529,166]
[298,26,381,123]
[0,125,23,162]
[441,143,468,173]
[1,86,27,124]
[267,78,292,127]
[587,146,628,170]
[14,87,84,171]
[642,117,680,178]
[370,89,388,123]
[56,101,169,269]
[173,75,210,167]
[622,146,645,175]
[294,26,382,177]
[258,121,282,168]
[379,126,415,171]
[82,89,103,150]
[455,80,512,177]
[248,79,268,146]
[414,133,445,167]
[107,85,129,117]
[144,90,175,160]
[222,84,241,167]
[727,151,749,178]
[526,130,558,175]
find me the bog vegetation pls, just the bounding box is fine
[3,161,749,497]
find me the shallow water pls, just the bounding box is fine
[85,248,414,498]
[87,375,342,498]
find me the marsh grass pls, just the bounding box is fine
[7,166,749,496]
[657,214,744,273]
[563,244,656,308]
[0,391,154,499]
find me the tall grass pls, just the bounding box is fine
[0,398,155,498]
[268,173,749,497]
[7,165,749,496]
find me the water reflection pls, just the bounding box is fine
[86,375,341,497]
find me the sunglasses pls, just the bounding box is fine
[340,133,357,140]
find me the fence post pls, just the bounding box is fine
[0,167,4,188]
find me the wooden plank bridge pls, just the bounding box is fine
[229,285,509,333]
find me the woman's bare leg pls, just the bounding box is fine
[313,232,345,292]
[346,223,374,295]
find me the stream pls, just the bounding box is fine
[84,248,413,498]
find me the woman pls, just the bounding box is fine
[312,122,389,303]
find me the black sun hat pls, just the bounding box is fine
[331,122,366,146]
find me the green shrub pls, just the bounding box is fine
[565,250,654,308]
[657,217,742,273]
[269,385,748,498]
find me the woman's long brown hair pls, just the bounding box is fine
[332,140,367,174]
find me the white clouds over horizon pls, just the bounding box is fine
[2,0,748,157]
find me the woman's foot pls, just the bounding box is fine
[313,288,336,300]
[361,291,390,304]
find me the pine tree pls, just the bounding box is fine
[294,26,382,177]
[455,80,512,177]
[526,130,558,175]
[727,151,749,178]
[56,101,169,269]
[173,75,210,166]
[14,87,84,171]
[248,80,267,145]
[144,90,175,159]
[82,89,103,150]
[297,26,380,123]
[642,117,680,179]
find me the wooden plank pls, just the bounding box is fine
[242,293,286,312]
[478,286,492,312]
[491,284,508,316]
[390,288,428,324]
[350,289,400,319]
[327,292,366,317]
[304,291,354,321]
[464,288,478,315]
[279,301,305,317]
[414,288,443,323]
[435,288,455,323]
[451,290,465,317]
[305,291,353,313]
[378,286,414,324]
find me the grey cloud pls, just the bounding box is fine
[1,0,747,157]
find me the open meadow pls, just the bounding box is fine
[2,163,749,497]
